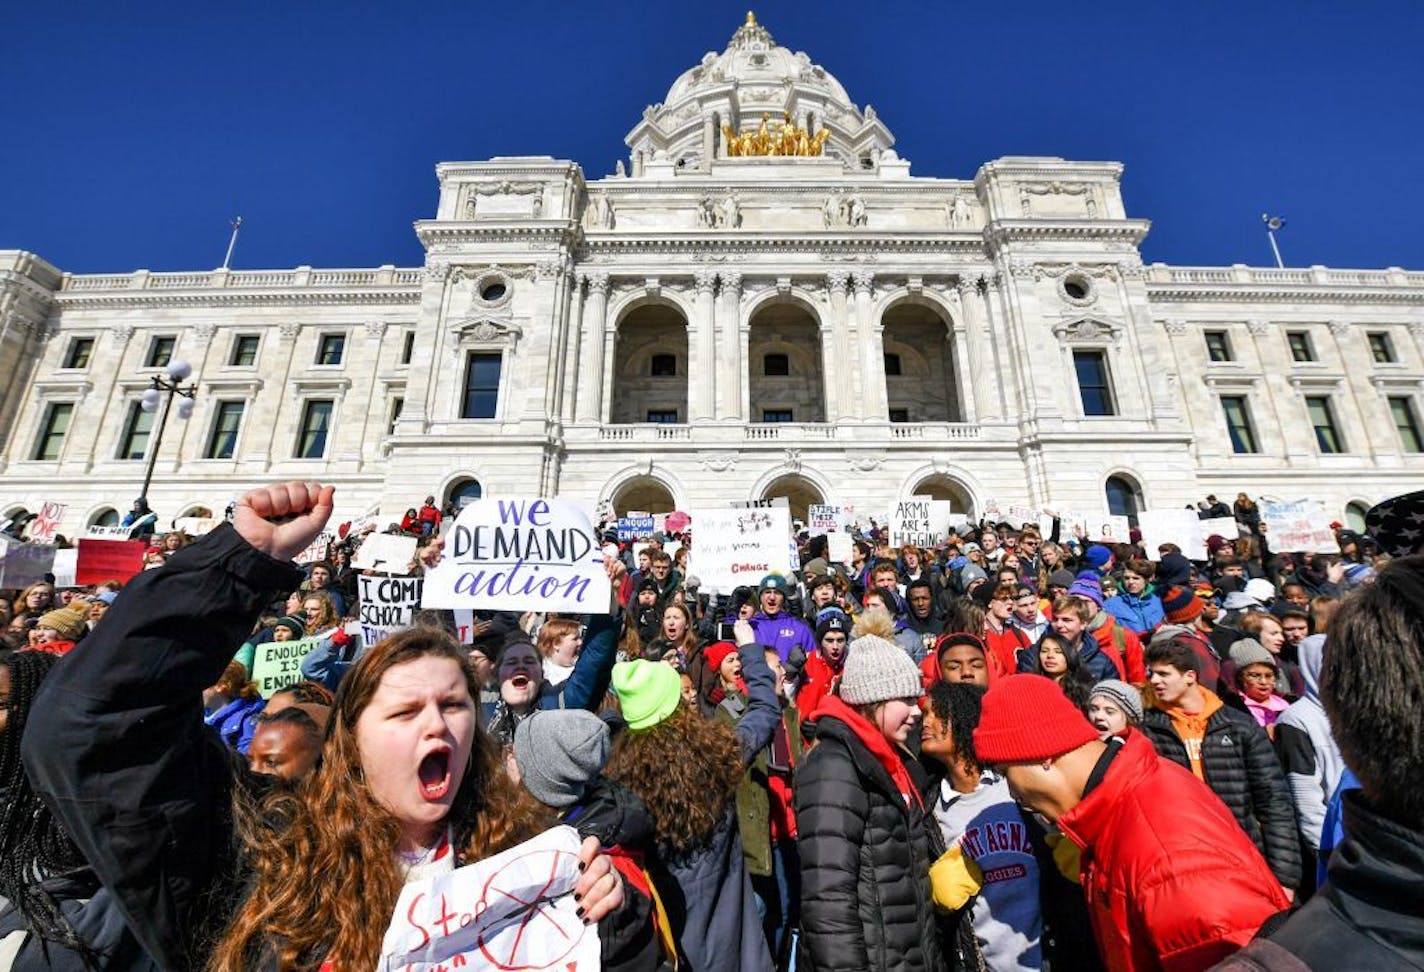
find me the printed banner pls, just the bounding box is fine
[889,499,953,548]
[1137,509,1207,561]
[0,540,57,588]
[379,826,598,972]
[615,514,655,541]
[421,499,611,613]
[689,506,793,594]
[30,501,67,543]
[358,574,422,644]
[251,635,322,698]
[1260,500,1339,554]
[352,533,418,572]
[75,538,146,584]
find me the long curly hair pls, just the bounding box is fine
[605,704,744,858]
[211,628,549,970]
[300,592,340,635]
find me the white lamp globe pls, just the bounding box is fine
[166,360,192,381]
[140,388,161,412]
[175,397,195,420]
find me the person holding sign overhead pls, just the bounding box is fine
[22,481,626,970]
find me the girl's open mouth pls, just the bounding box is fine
[510,674,532,690]
[417,750,451,800]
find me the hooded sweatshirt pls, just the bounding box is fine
[1160,687,1225,780]
[1274,635,1345,851]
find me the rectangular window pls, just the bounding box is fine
[1390,397,1423,453]
[205,401,245,459]
[117,402,155,460]
[1287,331,1315,362]
[1368,331,1397,364]
[646,409,678,424]
[146,336,175,368]
[884,353,903,376]
[762,408,793,423]
[295,399,333,458]
[1204,330,1233,362]
[400,330,415,365]
[387,397,404,435]
[763,353,789,376]
[64,337,95,369]
[1306,396,1344,453]
[1220,395,1259,454]
[888,408,910,423]
[230,334,260,366]
[461,353,502,419]
[650,354,677,377]
[316,333,345,366]
[32,403,73,460]
[1073,350,1116,416]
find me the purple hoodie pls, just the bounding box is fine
[750,611,816,662]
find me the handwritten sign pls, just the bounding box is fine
[293,533,331,565]
[75,538,145,584]
[353,533,418,572]
[890,499,953,548]
[1199,516,1240,545]
[0,540,57,588]
[615,514,655,542]
[826,531,854,565]
[29,501,67,543]
[808,504,850,535]
[1261,500,1339,554]
[690,506,793,594]
[172,516,220,536]
[251,635,322,698]
[85,524,138,540]
[379,825,598,972]
[51,547,79,588]
[422,499,610,613]
[1137,509,1207,561]
[359,574,422,644]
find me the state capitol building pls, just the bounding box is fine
[3,14,1422,532]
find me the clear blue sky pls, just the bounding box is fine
[4,1,1421,274]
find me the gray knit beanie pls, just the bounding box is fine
[837,634,924,705]
[1089,679,1144,724]
[1228,638,1274,670]
[512,709,611,808]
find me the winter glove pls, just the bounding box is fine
[1045,831,1082,884]
[930,843,984,911]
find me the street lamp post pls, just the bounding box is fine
[138,359,198,505]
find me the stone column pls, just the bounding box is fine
[561,275,587,424]
[401,263,450,429]
[576,272,610,423]
[826,270,853,420]
[692,270,718,422]
[853,270,886,420]
[718,271,743,420]
[947,282,978,424]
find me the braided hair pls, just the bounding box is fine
[0,650,95,961]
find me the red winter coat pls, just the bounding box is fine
[1056,732,1289,971]
[1089,612,1145,683]
[797,650,843,718]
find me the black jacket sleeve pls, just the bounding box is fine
[795,740,871,971]
[22,523,302,970]
[1241,719,1303,889]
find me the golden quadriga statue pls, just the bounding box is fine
[723,113,831,157]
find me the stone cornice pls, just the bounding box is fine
[984,219,1151,246]
[54,288,421,309]
[1146,284,1424,305]
[578,233,985,257]
[414,222,577,248]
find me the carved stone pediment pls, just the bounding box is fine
[1052,316,1122,345]
[452,316,523,349]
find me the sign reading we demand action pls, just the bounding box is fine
[422,499,610,613]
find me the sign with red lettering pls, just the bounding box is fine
[379,825,598,972]
[30,501,67,543]
[689,506,793,594]
[75,538,146,584]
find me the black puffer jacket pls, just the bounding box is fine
[795,715,944,972]
[1141,704,1301,888]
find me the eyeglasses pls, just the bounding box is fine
[1241,670,1276,682]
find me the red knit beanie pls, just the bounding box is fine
[1161,586,1203,625]
[704,641,738,673]
[973,674,1100,763]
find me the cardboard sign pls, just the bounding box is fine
[689,505,793,594]
[352,533,418,573]
[615,514,655,541]
[0,540,57,588]
[358,574,422,644]
[75,538,146,584]
[251,635,322,698]
[889,499,953,548]
[1137,509,1207,561]
[30,501,67,543]
[1261,500,1339,554]
[293,533,331,565]
[1199,516,1240,544]
[826,531,855,565]
[379,825,598,972]
[51,547,79,588]
[421,499,611,613]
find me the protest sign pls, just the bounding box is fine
[615,514,655,541]
[251,636,322,698]
[689,505,793,594]
[1137,509,1207,561]
[733,497,790,509]
[453,608,477,644]
[889,499,953,548]
[29,501,67,543]
[1261,500,1339,554]
[1003,504,1039,530]
[75,538,145,584]
[0,540,57,588]
[1199,516,1240,544]
[379,825,597,972]
[85,524,137,540]
[664,510,691,533]
[422,499,611,613]
[293,533,331,565]
[1085,515,1132,544]
[807,504,849,535]
[173,516,220,536]
[826,531,854,565]
[352,533,418,572]
[358,574,422,643]
[51,547,78,588]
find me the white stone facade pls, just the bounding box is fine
[3,15,1423,535]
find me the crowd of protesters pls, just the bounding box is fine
[0,480,1422,971]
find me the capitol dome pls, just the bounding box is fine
[624,12,895,175]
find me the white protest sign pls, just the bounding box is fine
[51,547,79,588]
[379,825,598,972]
[1003,504,1038,530]
[733,497,790,509]
[173,516,220,536]
[889,499,953,548]
[1085,515,1132,544]
[826,531,854,565]
[807,504,848,535]
[30,501,67,543]
[1137,509,1207,561]
[251,636,322,698]
[85,524,138,540]
[0,540,57,588]
[421,499,611,613]
[358,574,423,643]
[690,505,794,594]
[293,533,331,565]
[1261,500,1339,554]
[352,533,418,572]
[453,608,477,644]
[1199,516,1240,544]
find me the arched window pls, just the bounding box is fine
[448,479,483,510]
[1105,475,1143,526]
[88,507,120,528]
[1344,501,1370,534]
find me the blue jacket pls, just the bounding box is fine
[1102,590,1164,636]
[204,694,265,754]
[486,609,620,745]
[750,611,816,663]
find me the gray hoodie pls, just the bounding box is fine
[1275,635,1345,848]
